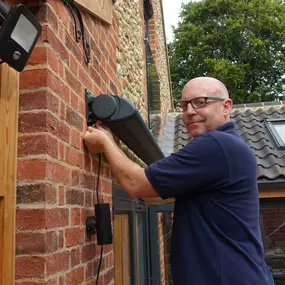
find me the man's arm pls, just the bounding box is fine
[83,124,159,199]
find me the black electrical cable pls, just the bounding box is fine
[95,152,103,285]
[96,246,104,285]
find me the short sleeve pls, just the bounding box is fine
[144,134,229,199]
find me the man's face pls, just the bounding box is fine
[181,84,232,137]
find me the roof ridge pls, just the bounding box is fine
[232,101,284,111]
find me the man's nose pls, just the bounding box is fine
[185,102,197,114]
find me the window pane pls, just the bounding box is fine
[260,207,285,283]
[273,123,285,144]
[135,213,148,285]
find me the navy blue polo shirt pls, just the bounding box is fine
[145,121,274,285]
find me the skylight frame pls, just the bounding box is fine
[265,118,285,150]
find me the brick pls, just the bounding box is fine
[59,230,64,248]
[69,54,78,76]
[81,209,92,227]
[19,90,59,113]
[104,267,114,285]
[18,112,47,133]
[27,46,48,65]
[47,47,59,73]
[65,68,82,95]
[58,185,65,205]
[70,91,79,111]
[66,106,83,130]
[19,112,70,143]
[37,3,59,33]
[66,189,84,206]
[16,256,45,279]
[17,183,57,204]
[17,209,46,230]
[58,141,65,160]
[65,266,85,285]
[20,69,48,89]
[51,118,70,142]
[65,32,82,60]
[46,251,70,275]
[79,99,86,118]
[101,179,112,195]
[110,80,118,95]
[47,161,70,185]
[16,280,57,285]
[92,42,102,63]
[18,134,58,158]
[85,191,93,207]
[71,208,81,226]
[90,66,101,89]
[80,173,95,190]
[84,154,92,172]
[59,60,64,77]
[66,146,84,168]
[86,279,97,285]
[59,275,65,285]
[46,0,69,27]
[81,244,96,263]
[60,101,66,120]
[71,169,80,187]
[45,208,69,228]
[47,70,70,102]
[71,247,81,267]
[103,164,112,180]
[79,66,93,92]
[86,262,93,280]
[16,231,58,254]
[100,67,109,85]
[40,25,69,62]
[65,228,84,247]
[70,128,82,149]
[17,159,47,181]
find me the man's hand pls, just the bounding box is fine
[82,121,115,154]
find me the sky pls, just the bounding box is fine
[162,0,197,42]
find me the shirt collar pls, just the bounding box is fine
[216,121,235,132]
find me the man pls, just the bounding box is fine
[83,77,274,285]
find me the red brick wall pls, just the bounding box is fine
[261,208,285,245]
[16,1,120,284]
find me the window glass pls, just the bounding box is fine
[273,123,285,144]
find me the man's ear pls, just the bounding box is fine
[223,99,233,115]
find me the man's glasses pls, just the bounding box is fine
[179,96,225,112]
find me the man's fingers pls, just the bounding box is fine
[95,121,104,130]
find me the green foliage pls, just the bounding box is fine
[169,0,285,105]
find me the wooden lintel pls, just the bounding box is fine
[75,0,113,25]
[259,189,285,199]
[0,61,19,285]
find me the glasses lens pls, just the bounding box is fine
[191,97,206,109]
[179,101,188,111]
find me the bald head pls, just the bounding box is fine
[182,77,229,100]
[181,77,232,137]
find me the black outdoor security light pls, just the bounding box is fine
[0,1,42,72]
[85,90,165,166]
